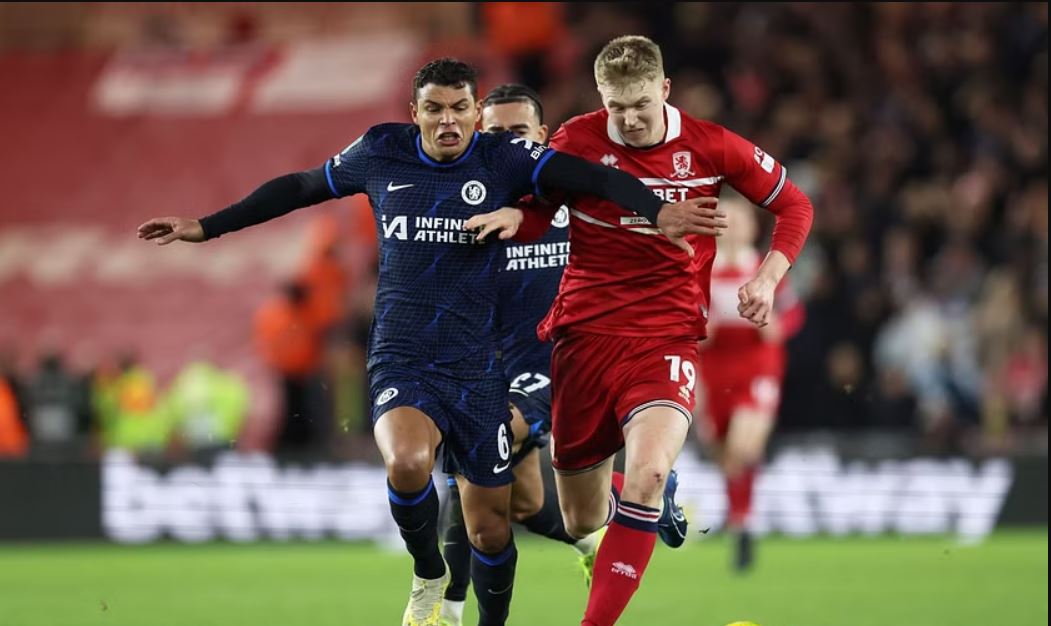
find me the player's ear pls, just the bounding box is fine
[662,77,671,101]
[537,124,549,143]
[410,101,419,125]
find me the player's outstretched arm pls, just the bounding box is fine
[137,217,205,245]
[535,152,727,256]
[137,167,334,244]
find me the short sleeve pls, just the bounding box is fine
[324,133,371,198]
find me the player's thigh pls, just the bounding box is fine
[725,375,780,458]
[509,450,544,521]
[554,456,614,534]
[456,476,513,552]
[509,403,529,454]
[621,404,691,503]
[725,407,775,465]
[373,406,442,490]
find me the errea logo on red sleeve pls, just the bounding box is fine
[753,146,776,173]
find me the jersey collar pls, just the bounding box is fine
[606,103,682,147]
[415,130,480,168]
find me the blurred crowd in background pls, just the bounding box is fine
[1,3,1046,462]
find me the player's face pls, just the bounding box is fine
[412,84,480,162]
[598,77,671,148]
[480,101,548,143]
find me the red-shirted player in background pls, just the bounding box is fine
[696,192,806,573]
[466,35,813,626]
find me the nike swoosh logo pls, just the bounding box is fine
[387,182,414,192]
[397,520,429,533]
[492,462,510,474]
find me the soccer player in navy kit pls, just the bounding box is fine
[137,58,719,626]
[439,84,601,626]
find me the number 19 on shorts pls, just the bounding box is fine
[664,355,697,392]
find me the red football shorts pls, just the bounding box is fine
[549,331,698,472]
[699,348,784,441]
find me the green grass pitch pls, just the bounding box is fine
[1,531,1045,626]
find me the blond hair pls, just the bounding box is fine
[594,35,665,87]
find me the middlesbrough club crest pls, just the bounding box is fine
[671,151,694,179]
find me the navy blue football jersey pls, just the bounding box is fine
[324,123,555,379]
[499,204,569,384]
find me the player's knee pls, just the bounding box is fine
[725,443,760,472]
[562,509,604,538]
[624,463,671,502]
[564,518,600,539]
[385,448,434,491]
[468,518,512,553]
[509,491,543,523]
[734,449,761,469]
[722,458,744,478]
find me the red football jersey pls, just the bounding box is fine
[702,248,805,360]
[537,105,810,341]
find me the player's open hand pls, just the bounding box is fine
[737,275,777,327]
[137,217,205,245]
[465,207,524,243]
[656,197,727,257]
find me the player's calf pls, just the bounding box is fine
[469,538,518,626]
[441,478,471,608]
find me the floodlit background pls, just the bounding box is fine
[0,3,1046,626]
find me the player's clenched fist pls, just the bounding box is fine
[737,275,777,327]
[137,217,205,245]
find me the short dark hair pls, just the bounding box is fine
[480,83,544,124]
[413,57,478,100]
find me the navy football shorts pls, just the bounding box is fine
[370,366,514,487]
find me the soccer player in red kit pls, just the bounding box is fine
[466,36,813,625]
[696,193,806,573]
